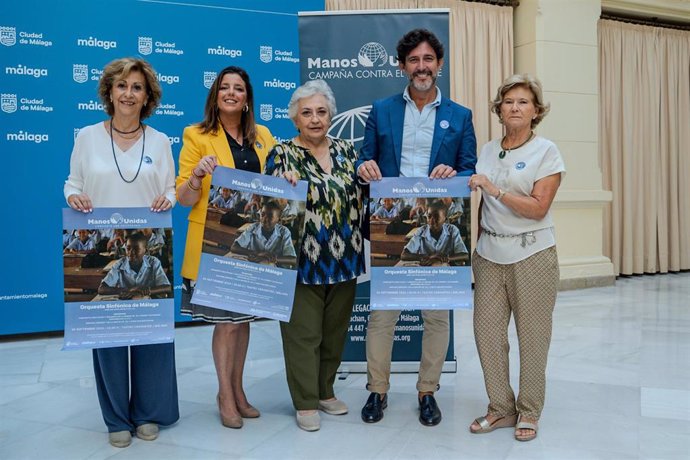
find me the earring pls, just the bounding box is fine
[243,104,249,113]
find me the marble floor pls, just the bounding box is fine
[1,273,689,459]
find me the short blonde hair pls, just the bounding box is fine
[98,57,161,120]
[491,74,550,128]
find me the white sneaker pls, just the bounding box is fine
[318,398,349,415]
[296,411,320,431]
[109,430,132,448]
[136,423,159,441]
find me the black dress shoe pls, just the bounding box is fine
[418,394,442,426]
[361,392,387,423]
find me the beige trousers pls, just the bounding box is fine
[473,247,559,420]
[365,309,450,393]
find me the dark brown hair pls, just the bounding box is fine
[197,66,257,145]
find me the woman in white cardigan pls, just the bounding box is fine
[64,57,178,448]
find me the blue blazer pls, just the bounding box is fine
[358,93,477,177]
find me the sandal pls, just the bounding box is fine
[514,416,538,442]
[469,414,518,434]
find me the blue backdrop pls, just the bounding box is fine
[0,0,322,335]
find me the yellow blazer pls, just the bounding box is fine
[176,123,276,280]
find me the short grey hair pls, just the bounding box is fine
[287,79,337,126]
[490,74,550,128]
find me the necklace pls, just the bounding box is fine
[225,129,244,150]
[111,118,142,135]
[110,120,145,184]
[499,131,534,159]
[221,119,243,146]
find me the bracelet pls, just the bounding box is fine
[495,189,506,200]
[187,178,201,191]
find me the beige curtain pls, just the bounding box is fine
[599,20,690,275]
[325,0,513,148]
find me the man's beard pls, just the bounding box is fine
[410,70,435,92]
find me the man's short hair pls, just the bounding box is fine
[427,200,448,216]
[261,200,283,214]
[396,28,444,63]
[127,231,148,247]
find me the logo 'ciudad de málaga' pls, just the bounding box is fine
[259,45,298,64]
[138,37,183,56]
[0,26,52,47]
[73,64,103,83]
[203,71,217,89]
[259,104,289,122]
[155,103,184,117]
[1,93,53,113]
[1,94,17,113]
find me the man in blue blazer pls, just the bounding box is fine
[357,29,477,427]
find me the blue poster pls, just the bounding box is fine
[191,167,307,321]
[62,208,174,350]
[369,177,472,310]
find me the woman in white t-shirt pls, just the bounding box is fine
[64,57,178,448]
[467,74,565,442]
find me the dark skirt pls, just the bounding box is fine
[180,278,256,324]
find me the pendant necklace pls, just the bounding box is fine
[110,119,145,184]
[499,131,534,159]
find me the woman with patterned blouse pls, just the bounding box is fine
[265,80,365,432]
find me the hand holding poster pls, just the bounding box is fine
[369,176,473,310]
[62,208,174,350]
[191,167,307,321]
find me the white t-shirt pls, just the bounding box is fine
[64,122,176,208]
[476,136,566,264]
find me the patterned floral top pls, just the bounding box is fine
[265,138,365,285]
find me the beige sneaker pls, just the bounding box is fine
[135,423,159,441]
[296,411,320,431]
[108,430,132,448]
[318,398,348,415]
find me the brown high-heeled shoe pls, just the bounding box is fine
[238,404,260,418]
[217,394,243,429]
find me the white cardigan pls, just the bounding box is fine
[64,122,176,208]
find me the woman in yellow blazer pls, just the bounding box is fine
[176,66,276,429]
